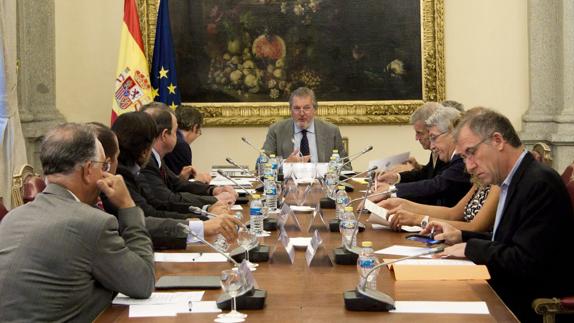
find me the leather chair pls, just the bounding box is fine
[531,161,574,322]
[0,197,8,222]
[11,164,46,208]
[531,142,553,167]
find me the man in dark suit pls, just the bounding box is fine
[138,103,237,209]
[374,106,471,207]
[262,87,350,169]
[0,123,155,321]
[423,108,574,322]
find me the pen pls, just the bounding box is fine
[188,300,193,312]
[429,227,435,239]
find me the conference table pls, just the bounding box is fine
[96,180,518,322]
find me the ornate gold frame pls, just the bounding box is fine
[137,0,444,127]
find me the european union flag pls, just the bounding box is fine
[150,0,181,109]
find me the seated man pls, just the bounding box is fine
[378,102,446,192]
[139,102,237,209]
[422,108,574,322]
[262,87,350,168]
[164,106,211,183]
[374,106,472,207]
[0,123,154,321]
[109,112,240,249]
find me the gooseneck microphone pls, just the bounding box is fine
[225,157,264,185]
[216,170,256,198]
[176,223,240,266]
[335,165,378,186]
[338,145,373,171]
[241,137,269,158]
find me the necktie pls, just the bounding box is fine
[300,129,310,157]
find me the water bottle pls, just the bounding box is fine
[325,156,338,197]
[264,175,278,211]
[257,150,269,177]
[335,185,350,220]
[357,241,380,290]
[213,211,244,252]
[339,206,357,248]
[249,194,264,236]
[331,149,342,172]
[269,154,278,180]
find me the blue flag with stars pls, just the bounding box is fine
[150,0,181,109]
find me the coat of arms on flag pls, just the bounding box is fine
[114,67,152,110]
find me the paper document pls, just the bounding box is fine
[129,303,182,317]
[368,152,410,171]
[210,176,254,186]
[114,292,204,305]
[350,177,369,184]
[187,301,222,313]
[390,301,489,314]
[390,259,476,266]
[289,205,315,212]
[375,245,434,257]
[365,200,421,232]
[290,237,312,248]
[154,253,228,263]
[384,258,491,280]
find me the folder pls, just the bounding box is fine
[383,259,490,281]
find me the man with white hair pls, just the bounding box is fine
[373,106,472,208]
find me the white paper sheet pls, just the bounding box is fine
[185,301,222,313]
[129,303,182,317]
[114,292,204,306]
[368,152,410,171]
[375,245,434,257]
[290,237,312,248]
[390,301,489,314]
[289,205,315,212]
[365,201,422,233]
[210,176,254,186]
[231,204,243,211]
[393,259,476,266]
[154,253,228,263]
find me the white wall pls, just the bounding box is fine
[54,0,529,171]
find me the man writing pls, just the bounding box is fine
[263,87,350,168]
[0,123,155,321]
[422,108,574,322]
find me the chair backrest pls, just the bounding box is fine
[0,197,8,222]
[561,161,574,208]
[11,164,45,208]
[531,142,553,167]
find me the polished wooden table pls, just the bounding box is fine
[97,183,518,322]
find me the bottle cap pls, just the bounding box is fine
[333,149,339,153]
[270,154,276,157]
[361,241,373,247]
[337,185,345,190]
[344,206,353,212]
[252,194,260,199]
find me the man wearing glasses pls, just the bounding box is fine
[262,87,350,169]
[0,123,154,321]
[373,106,471,207]
[421,108,574,322]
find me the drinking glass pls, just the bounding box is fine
[237,227,258,269]
[217,269,247,321]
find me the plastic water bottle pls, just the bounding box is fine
[269,154,278,180]
[213,211,244,252]
[257,150,269,177]
[335,185,350,220]
[250,194,264,236]
[264,175,277,211]
[331,149,342,171]
[325,156,338,197]
[339,206,357,248]
[357,241,380,290]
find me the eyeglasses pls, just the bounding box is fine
[292,105,314,114]
[91,160,111,172]
[460,136,491,162]
[429,131,448,143]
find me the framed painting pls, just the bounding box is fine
[138,0,444,126]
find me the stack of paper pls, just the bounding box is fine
[113,292,222,317]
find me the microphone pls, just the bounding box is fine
[344,187,398,209]
[338,145,373,171]
[225,157,264,185]
[176,223,240,266]
[241,137,269,158]
[345,246,445,311]
[336,166,378,186]
[216,170,255,198]
[341,145,373,162]
[188,205,250,231]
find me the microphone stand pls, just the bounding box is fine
[225,157,265,185]
[344,246,445,311]
[320,166,378,209]
[216,169,256,199]
[337,145,373,176]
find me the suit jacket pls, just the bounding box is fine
[0,183,155,322]
[164,130,192,175]
[138,156,217,208]
[462,153,574,322]
[262,118,351,169]
[399,153,446,183]
[396,154,471,207]
[105,164,193,249]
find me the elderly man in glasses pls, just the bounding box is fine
[372,106,472,208]
[262,86,350,169]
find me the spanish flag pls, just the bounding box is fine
[111,0,153,123]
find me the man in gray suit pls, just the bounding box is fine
[263,87,351,169]
[0,123,155,322]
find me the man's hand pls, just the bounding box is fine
[389,163,413,173]
[208,200,232,215]
[194,171,212,184]
[406,156,421,170]
[388,207,422,230]
[378,197,408,210]
[203,215,242,242]
[420,221,462,245]
[178,165,197,181]
[285,149,311,163]
[377,171,399,184]
[97,173,135,209]
[433,243,467,259]
[213,185,238,198]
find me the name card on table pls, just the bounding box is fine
[307,202,328,233]
[305,229,333,267]
[270,226,295,264]
[278,203,302,232]
[238,260,258,291]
